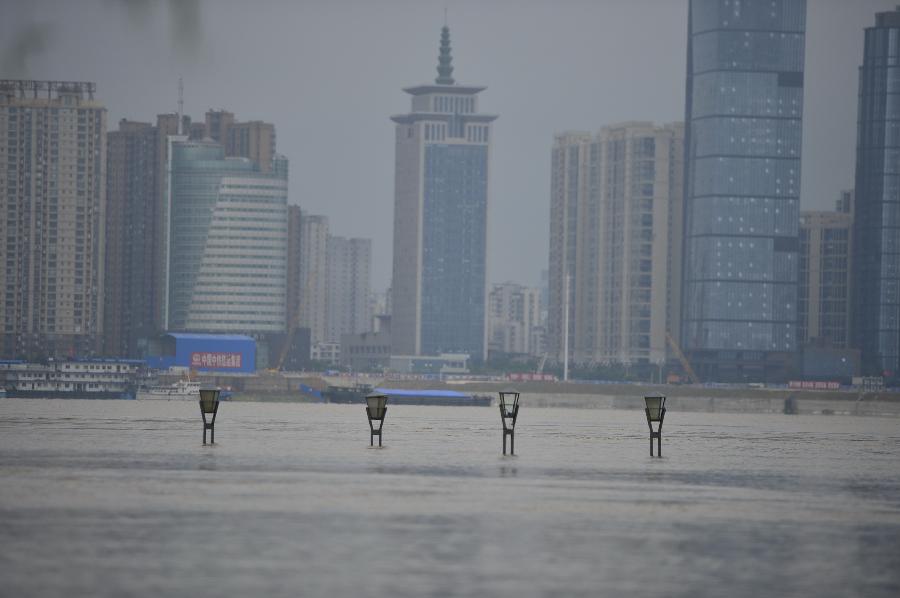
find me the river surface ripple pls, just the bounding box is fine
[1,399,899,597]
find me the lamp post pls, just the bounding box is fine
[644,395,666,457]
[365,392,388,447]
[498,389,520,455]
[199,388,221,445]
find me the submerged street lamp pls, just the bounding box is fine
[644,395,666,457]
[199,387,221,445]
[498,389,520,455]
[365,392,388,447]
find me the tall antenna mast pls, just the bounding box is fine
[177,77,184,135]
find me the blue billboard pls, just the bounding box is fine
[146,333,256,373]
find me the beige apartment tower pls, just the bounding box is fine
[200,110,276,173]
[488,282,542,356]
[325,236,372,343]
[299,211,329,347]
[548,122,683,367]
[798,193,853,347]
[0,80,107,359]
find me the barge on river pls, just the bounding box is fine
[321,384,490,407]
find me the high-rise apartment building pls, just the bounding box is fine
[203,110,233,146]
[548,122,684,367]
[286,205,303,330]
[105,120,153,356]
[853,8,900,378]
[799,194,852,348]
[298,211,329,346]
[326,236,372,343]
[198,110,276,172]
[682,0,806,381]
[227,121,276,174]
[488,282,542,357]
[104,115,183,356]
[164,139,288,335]
[390,26,497,361]
[0,80,106,359]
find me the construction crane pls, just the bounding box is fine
[276,311,301,371]
[536,353,548,374]
[666,332,700,385]
[277,317,301,371]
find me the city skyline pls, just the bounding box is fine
[4,0,892,290]
[4,5,900,594]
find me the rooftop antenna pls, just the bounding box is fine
[444,6,447,26]
[177,77,184,135]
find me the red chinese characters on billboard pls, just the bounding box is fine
[190,352,242,369]
[507,373,559,382]
[788,380,840,391]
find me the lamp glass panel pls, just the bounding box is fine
[645,396,665,421]
[199,388,219,413]
[366,394,387,418]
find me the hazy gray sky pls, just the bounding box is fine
[2,0,892,290]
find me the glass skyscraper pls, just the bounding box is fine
[853,8,900,378]
[164,139,288,335]
[682,0,806,381]
[390,26,497,360]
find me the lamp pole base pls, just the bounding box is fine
[203,423,215,445]
[649,431,662,457]
[502,429,515,455]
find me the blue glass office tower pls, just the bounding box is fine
[391,26,497,360]
[853,8,900,379]
[682,0,806,381]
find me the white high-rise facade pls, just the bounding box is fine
[165,140,288,335]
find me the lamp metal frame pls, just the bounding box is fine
[199,388,221,445]
[644,395,666,457]
[499,390,520,455]
[366,394,388,447]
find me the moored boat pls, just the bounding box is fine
[1,359,143,399]
[135,379,202,400]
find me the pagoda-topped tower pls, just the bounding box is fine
[390,26,498,360]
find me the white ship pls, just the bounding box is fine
[1,360,142,399]
[135,379,201,401]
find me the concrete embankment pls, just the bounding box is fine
[515,392,900,417]
[166,371,900,416]
[449,381,900,417]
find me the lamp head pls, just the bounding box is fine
[644,395,666,421]
[499,389,520,416]
[199,388,220,414]
[365,393,388,419]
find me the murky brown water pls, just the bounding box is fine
[1,399,899,597]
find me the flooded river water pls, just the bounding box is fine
[1,399,898,597]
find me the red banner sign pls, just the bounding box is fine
[507,373,558,382]
[788,380,840,390]
[190,352,242,369]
